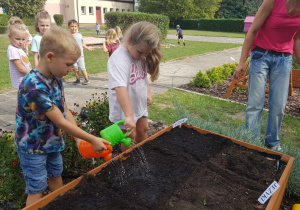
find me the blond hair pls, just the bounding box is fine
[123,21,163,82]
[7,16,27,36]
[115,26,123,38]
[39,26,81,59]
[106,28,118,45]
[34,10,51,32]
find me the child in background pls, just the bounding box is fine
[108,21,163,151]
[115,26,123,41]
[7,16,31,88]
[96,21,100,36]
[176,25,185,46]
[31,10,51,67]
[15,27,110,206]
[103,28,120,58]
[24,28,32,56]
[68,19,94,85]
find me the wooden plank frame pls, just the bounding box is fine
[23,124,294,210]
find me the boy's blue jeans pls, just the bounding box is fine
[17,150,63,194]
[245,50,292,147]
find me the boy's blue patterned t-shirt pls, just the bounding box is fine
[15,68,66,154]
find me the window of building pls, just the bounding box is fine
[103,8,107,14]
[122,9,125,12]
[110,8,113,12]
[116,8,119,11]
[89,7,93,15]
[81,6,86,15]
[127,9,130,12]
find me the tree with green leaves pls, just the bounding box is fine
[215,0,247,18]
[245,0,262,16]
[0,0,46,18]
[215,0,262,19]
[138,0,221,20]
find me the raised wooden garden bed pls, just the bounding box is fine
[23,124,294,210]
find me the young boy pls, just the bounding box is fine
[68,19,94,85]
[15,26,110,206]
[176,25,185,46]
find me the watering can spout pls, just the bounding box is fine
[121,137,131,147]
[100,120,131,147]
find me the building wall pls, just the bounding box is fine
[45,0,134,24]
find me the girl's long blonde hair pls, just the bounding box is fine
[123,21,163,82]
[115,26,123,38]
[287,0,300,13]
[106,29,118,45]
[7,16,27,36]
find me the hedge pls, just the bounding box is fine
[0,14,12,26]
[105,12,169,39]
[170,19,244,32]
[54,14,64,26]
[0,14,34,26]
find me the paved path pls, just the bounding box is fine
[0,35,242,131]
[166,34,244,44]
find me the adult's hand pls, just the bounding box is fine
[233,63,246,80]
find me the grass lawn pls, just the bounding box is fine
[0,34,241,90]
[148,89,300,148]
[168,29,246,38]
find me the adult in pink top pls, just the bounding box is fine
[233,0,300,151]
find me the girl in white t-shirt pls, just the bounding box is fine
[108,22,163,151]
[7,17,32,88]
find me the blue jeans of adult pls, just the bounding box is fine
[245,49,292,147]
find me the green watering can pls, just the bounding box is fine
[100,120,131,147]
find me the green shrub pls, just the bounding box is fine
[53,14,64,26]
[191,62,238,88]
[192,71,211,88]
[206,68,224,84]
[223,62,238,75]
[170,19,244,32]
[105,12,169,39]
[0,14,12,26]
[22,17,35,26]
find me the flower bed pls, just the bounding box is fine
[24,124,294,210]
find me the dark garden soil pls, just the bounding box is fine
[180,75,300,117]
[43,126,287,210]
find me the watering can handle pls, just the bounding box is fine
[115,120,130,137]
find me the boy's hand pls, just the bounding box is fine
[91,137,111,153]
[124,116,135,135]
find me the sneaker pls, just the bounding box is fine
[271,144,282,152]
[178,42,180,45]
[73,79,80,84]
[82,79,90,85]
[183,42,186,46]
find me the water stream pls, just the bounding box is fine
[109,146,151,187]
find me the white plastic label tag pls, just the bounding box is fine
[173,118,188,128]
[258,181,280,204]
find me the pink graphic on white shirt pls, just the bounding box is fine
[129,63,147,85]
